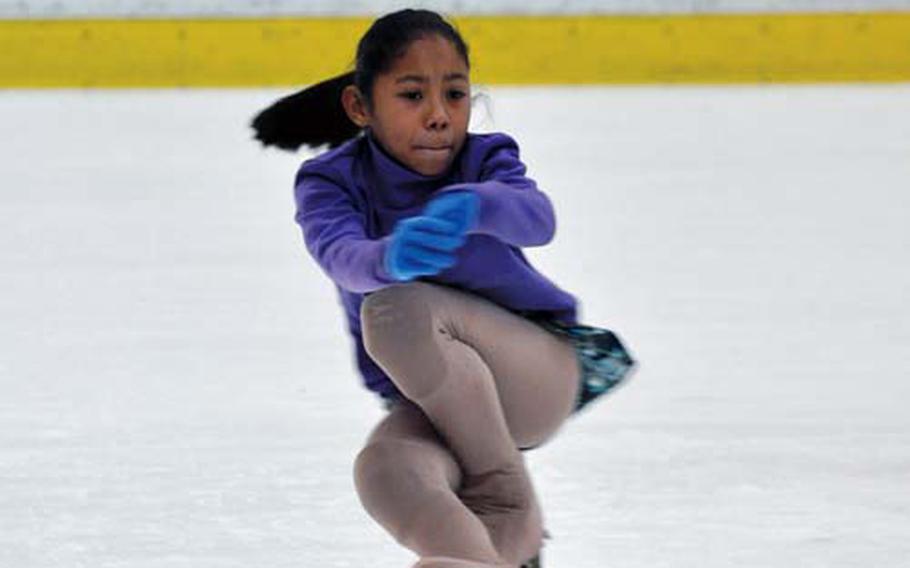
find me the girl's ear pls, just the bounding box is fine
[342,85,370,128]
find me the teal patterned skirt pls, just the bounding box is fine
[529,317,637,414]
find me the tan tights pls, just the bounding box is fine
[355,282,581,567]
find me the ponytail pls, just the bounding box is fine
[250,71,361,151]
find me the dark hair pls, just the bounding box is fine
[251,9,470,151]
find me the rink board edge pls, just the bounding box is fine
[1,12,909,87]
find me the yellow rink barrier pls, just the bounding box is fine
[1,12,909,87]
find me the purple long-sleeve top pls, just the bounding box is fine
[294,131,579,401]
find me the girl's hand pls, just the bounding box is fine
[422,191,480,236]
[384,216,465,282]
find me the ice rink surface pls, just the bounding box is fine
[1,85,909,567]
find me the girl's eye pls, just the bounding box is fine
[448,89,467,100]
[399,91,423,101]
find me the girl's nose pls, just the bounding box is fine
[425,96,449,130]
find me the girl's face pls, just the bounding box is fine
[345,35,471,176]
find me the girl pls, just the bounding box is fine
[252,9,635,568]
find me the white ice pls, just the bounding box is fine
[1,85,909,568]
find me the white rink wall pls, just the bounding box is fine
[3,0,910,18]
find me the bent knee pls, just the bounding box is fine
[361,282,438,358]
[354,438,458,540]
[353,438,450,498]
[355,436,468,549]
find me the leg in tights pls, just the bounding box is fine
[357,282,580,565]
[354,400,506,567]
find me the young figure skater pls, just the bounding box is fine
[252,9,635,568]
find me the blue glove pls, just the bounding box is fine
[384,216,466,282]
[421,191,480,236]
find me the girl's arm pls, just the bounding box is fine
[440,133,556,248]
[295,170,396,293]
